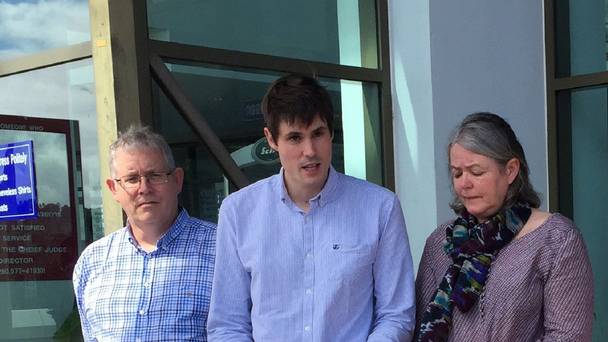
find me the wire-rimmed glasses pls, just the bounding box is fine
[114,170,175,191]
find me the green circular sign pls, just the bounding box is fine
[252,137,278,164]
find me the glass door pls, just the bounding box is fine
[0,114,86,341]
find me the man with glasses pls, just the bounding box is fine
[73,126,216,341]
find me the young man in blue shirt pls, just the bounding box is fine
[208,74,415,341]
[73,126,215,341]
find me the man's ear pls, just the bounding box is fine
[505,158,520,185]
[264,127,278,151]
[106,178,117,193]
[173,167,185,194]
[106,178,120,202]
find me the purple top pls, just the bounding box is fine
[415,213,594,342]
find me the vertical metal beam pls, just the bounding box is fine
[106,0,153,128]
[149,53,251,189]
[555,92,573,218]
[544,0,559,211]
[377,0,395,191]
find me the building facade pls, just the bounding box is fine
[0,0,605,340]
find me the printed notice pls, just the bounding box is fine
[0,116,79,282]
[0,141,37,222]
[0,203,77,281]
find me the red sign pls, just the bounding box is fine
[0,115,79,281]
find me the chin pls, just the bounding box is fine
[464,206,485,218]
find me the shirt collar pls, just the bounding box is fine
[276,166,340,209]
[125,208,189,252]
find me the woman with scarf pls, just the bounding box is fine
[414,112,594,342]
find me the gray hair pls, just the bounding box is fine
[109,125,175,177]
[448,112,540,213]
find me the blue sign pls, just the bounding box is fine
[0,141,37,221]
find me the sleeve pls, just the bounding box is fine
[542,227,594,341]
[72,252,95,342]
[206,199,254,342]
[367,196,415,342]
[414,235,439,339]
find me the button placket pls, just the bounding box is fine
[302,212,314,340]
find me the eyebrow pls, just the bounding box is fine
[285,131,303,138]
[450,163,483,170]
[312,126,328,133]
[122,167,165,175]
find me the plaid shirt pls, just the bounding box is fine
[73,209,216,342]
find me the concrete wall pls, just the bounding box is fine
[390,0,548,268]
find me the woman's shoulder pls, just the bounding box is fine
[422,221,452,254]
[518,211,587,260]
[517,209,574,239]
[427,222,450,242]
[541,212,586,246]
[534,211,578,237]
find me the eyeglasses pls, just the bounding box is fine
[114,170,174,190]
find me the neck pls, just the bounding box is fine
[129,209,178,252]
[287,188,318,212]
[284,170,329,213]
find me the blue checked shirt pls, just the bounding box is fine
[208,167,415,341]
[73,209,216,342]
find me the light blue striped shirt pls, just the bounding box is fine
[208,167,415,341]
[73,209,216,341]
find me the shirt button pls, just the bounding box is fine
[139,310,146,315]
[144,281,151,288]
[306,252,313,259]
[306,288,312,295]
[304,325,311,331]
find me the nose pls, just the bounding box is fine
[137,176,152,194]
[458,173,473,190]
[302,138,316,157]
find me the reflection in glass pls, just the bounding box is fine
[147,0,378,68]
[557,86,608,340]
[554,0,607,76]
[0,59,101,238]
[0,126,82,340]
[152,63,383,222]
[0,0,90,60]
[0,59,98,341]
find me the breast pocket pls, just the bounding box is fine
[177,283,210,320]
[327,244,374,282]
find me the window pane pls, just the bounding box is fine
[147,0,378,68]
[554,0,608,76]
[0,59,99,341]
[0,0,90,61]
[152,63,383,222]
[557,86,608,340]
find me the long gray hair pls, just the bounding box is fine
[109,125,175,177]
[448,112,540,214]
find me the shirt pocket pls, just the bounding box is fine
[327,244,374,282]
[177,282,209,321]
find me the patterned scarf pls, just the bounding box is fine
[416,205,531,342]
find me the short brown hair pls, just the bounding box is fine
[261,74,334,140]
